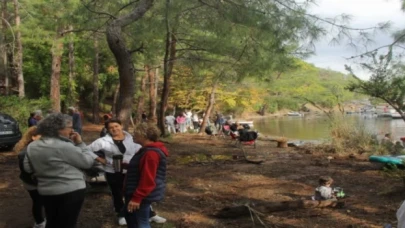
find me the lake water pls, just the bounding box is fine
[253,114,405,141]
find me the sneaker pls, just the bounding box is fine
[149,215,167,223]
[118,217,127,226]
[33,220,46,228]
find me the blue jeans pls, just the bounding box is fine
[125,200,151,228]
[179,123,186,133]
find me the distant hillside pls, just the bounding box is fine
[254,60,360,113]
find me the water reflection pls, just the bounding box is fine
[254,114,405,141]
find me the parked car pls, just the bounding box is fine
[0,113,22,149]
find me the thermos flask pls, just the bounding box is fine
[112,154,123,173]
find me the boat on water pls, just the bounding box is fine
[376,104,397,118]
[392,112,403,119]
[287,112,303,117]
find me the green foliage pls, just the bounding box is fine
[329,115,375,154]
[0,96,52,131]
[346,49,405,120]
[381,163,405,183]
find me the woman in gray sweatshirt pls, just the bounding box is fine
[24,113,102,228]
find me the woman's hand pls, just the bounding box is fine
[127,201,140,213]
[95,157,107,165]
[69,132,83,144]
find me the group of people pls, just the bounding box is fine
[16,112,169,228]
[380,133,405,155]
[164,110,230,134]
[28,107,83,134]
[164,110,202,134]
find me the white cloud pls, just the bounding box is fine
[306,0,405,79]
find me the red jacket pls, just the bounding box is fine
[129,142,169,203]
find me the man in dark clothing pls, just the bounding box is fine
[28,112,37,127]
[68,107,82,135]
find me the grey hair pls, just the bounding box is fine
[36,113,72,137]
[33,110,42,117]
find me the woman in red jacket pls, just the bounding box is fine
[125,123,169,228]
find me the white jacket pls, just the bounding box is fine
[87,131,142,173]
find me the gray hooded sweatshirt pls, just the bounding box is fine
[24,136,98,196]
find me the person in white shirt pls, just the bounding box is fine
[88,119,166,225]
[165,114,176,134]
[185,110,192,129]
[314,176,336,201]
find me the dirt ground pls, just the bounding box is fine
[0,123,404,228]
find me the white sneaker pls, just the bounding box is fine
[118,217,127,226]
[149,215,167,223]
[33,220,46,228]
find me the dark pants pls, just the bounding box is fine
[125,196,152,228]
[105,172,126,217]
[105,172,157,219]
[28,189,45,224]
[42,188,86,228]
[193,121,199,130]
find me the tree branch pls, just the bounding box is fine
[347,32,405,60]
[113,0,154,28]
[129,43,144,54]
[80,0,117,19]
[176,48,207,52]
[60,28,106,35]
[115,0,140,14]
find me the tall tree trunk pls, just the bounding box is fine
[105,0,154,130]
[50,29,63,112]
[1,0,8,95]
[154,67,159,121]
[107,26,133,129]
[199,81,218,134]
[158,0,177,135]
[13,0,24,97]
[112,83,120,118]
[147,65,157,123]
[136,67,148,124]
[68,25,75,106]
[92,38,100,124]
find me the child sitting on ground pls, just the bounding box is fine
[314,176,337,201]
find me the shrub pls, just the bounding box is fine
[0,96,52,132]
[329,114,377,154]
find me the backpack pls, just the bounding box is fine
[238,130,258,142]
[205,126,213,135]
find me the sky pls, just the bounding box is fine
[306,0,405,79]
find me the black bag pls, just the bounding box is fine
[205,126,213,135]
[238,130,258,141]
[242,124,250,130]
[230,124,238,132]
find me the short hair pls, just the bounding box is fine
[36,113,72,137]
[33,110,42,117]
[133,122,161,142]
[106,118,122,128]
[319,176,333,186]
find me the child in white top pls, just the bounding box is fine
[314,176,336,201]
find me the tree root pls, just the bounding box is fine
[214,200,344,219]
